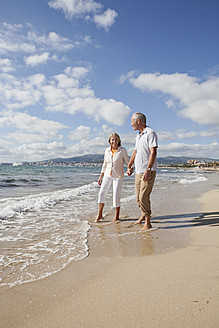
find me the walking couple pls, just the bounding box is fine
[95,112,158,231]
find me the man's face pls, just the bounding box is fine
[131,117,139,131]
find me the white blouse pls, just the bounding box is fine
[101,146,129,178]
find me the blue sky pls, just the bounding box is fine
[0,0,219,162]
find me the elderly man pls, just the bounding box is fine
[127,112,158,231]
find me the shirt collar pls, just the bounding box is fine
[138,126,149,137]
[107,146,121,152]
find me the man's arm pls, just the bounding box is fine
[142,147,157,181]
[127,150,136,176]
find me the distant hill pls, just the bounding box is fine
[157,156,216,165]
[48,154,104,163]
[48,155,217,165]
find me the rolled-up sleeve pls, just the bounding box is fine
[101,150,107,174]
[123,148,129,166]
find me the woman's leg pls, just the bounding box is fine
[114,206,120,221]
[95,176,112,222]
[112,178,123,221]
[95,203,105,222]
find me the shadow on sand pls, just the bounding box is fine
[151,211,219,229]
[114,211,219,230]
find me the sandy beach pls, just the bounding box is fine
[1,178,219,328]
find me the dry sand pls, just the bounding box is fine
[1,189,219,328]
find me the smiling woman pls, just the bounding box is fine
[95,132,130,222]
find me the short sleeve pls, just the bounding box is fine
[148,132,158,149]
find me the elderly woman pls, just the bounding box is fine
[95,133,129,222]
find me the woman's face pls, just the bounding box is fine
[110,137,119,149]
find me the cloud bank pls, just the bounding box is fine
[126,72,219,127]
[0,66,130,125]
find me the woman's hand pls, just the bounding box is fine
[98,173,104,185]
[127,167,134,176]
[98,177,102,185]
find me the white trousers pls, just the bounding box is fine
[98,176,123,208]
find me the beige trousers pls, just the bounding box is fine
[135,171,156,216]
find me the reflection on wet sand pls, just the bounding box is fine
[89,209,200,258]
[89,216,157,258]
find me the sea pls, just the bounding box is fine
[0,164,216,289]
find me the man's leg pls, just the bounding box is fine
[134,173,145,224]
[139,171,156,230]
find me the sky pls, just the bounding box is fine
[0,0,219,163]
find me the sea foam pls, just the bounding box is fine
[179,176,208,184]
[0,181,98,220]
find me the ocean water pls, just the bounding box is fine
[0,164,213,288]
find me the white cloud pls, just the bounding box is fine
[0,58,15,72]
[0,73,45,109]
[0,22,77,56]
[48,0,118,30]
[69,125,91,140]
[93,9,118,31]
[67,136,108,156]
[48,0,102,17]
[24,52,50,66]
[158,142,219,159]
[64,65,90,79]
[0,146,11,155]
[8,136,108,162]
[128,72,219,127]
[157,129,219,142]
[118,70,136,84]
[0,110,67,140]
[0,66,131,125]
[199,130,218,138]
[99,124,112,135]
[0,22,36,54]
[175,130,197,139]
[27,31,75,51]
[5,132,53,144]
[16,142,67,161]
[157,131,174,142]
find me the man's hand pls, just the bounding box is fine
[142,169,151,181]
[127,167,134,176]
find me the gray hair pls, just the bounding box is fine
[108,132,121,147]
[132,112,146,124]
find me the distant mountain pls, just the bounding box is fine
[48,154,217,165]
[48,154,104,163]
[157,156,217,165]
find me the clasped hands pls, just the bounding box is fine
[127,167,134,176]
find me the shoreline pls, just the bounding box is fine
[158,165,219,172]
[0,177,219,328]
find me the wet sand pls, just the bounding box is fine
[0,178,219,328]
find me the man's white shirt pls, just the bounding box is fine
[134,127,158,174]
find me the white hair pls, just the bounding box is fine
[132,112,146,124]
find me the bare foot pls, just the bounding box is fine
[113,218,121,223]
[94,217,104,223]
[134,217,144,225]
[141,224,152,231]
